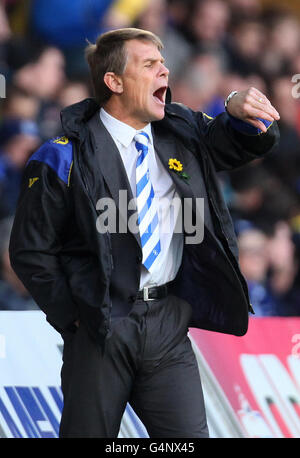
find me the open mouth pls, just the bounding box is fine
[153,86,167,105]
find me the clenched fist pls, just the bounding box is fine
[226,87,280,133]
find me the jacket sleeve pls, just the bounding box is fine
[194,110,280,172]
[9,141,78,332]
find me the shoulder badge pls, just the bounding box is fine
[28,177,39,188]
[52,136,69,145]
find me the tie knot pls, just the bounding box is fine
[134,131,149,148]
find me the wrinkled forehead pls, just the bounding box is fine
[124,39,163,64]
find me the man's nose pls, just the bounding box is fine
[160,62,169,77]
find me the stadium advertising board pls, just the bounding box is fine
[190,317,300,438]
[1,312,300,438]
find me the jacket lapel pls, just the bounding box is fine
[87,113,141,248]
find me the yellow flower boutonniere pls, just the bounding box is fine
[168,158,190,183]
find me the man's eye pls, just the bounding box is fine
[145,63,152,67]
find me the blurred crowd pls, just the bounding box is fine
[1,0,300,317]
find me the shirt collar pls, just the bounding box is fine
[100,108,153,148]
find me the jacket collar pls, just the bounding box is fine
[61,98,100,142]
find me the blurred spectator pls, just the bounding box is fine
[172,48,225,111]
[166,0,194,30]
[228,163,298,233]
[0,0,12,78]
[134,0,193,83]
[182,0,230,49]
[13,46,66,139]
[228,0,262,19]
[13,46,65,100]
[0,217,38,310]
[237,225,278,316]
[1,85,39,120]
[269,13,300,61]
[226,18,266,76]
[271,76,299,130]
[267,222,300,316]
[267,222,297,294]
[0,1,11,43]
[263,77,300,195]
[261,12,300,79]
[237,221,300,316]
[0,118,41,217]
[58,80,91,108]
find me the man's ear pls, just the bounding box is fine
[103,72,123,95]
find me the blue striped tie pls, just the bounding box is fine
[134,132,161,272]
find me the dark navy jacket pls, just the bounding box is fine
[9,97,279,344]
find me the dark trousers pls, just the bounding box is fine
[59,295,209,438]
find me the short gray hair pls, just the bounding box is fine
[85,28,163,105]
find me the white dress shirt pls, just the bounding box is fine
[100,108,183,289]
